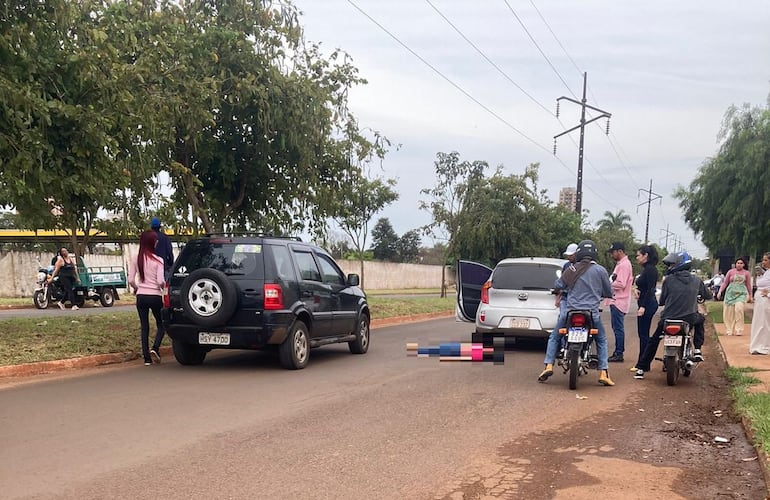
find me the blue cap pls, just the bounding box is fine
[150,217,161,228]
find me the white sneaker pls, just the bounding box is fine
[57,301,65,310]
[71,305,79,311]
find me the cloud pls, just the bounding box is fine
[295,0,770,259]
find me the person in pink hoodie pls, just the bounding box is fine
[129,230,166,366]
[606,242,634,363]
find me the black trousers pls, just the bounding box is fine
[136,294,164,363]
[58,274,77,305]
[636,312,705,371]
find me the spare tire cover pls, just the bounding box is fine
[180,268,238,328]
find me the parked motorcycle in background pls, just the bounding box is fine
[33,263,64,309]
[557,310,599,390]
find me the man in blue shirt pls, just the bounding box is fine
[538,240,615,386]
[151,217,174,280]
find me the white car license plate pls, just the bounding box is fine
[663,336,682,347]
[567,328,588,343]
[503,317,530,329]
[199,332,231,345]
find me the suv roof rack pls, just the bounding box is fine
[204,232,302,241]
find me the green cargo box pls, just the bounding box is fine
[74,257,127,307]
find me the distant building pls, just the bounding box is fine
[558,187,577,211]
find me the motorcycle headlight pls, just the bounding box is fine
[37,272,47,283]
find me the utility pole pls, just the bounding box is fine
[660,225,676,251]
[637,179,661,244]
[553,72,612,214]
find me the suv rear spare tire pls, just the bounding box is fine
[181,268,238,328]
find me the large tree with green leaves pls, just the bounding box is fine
[675,100,770,259]
[397,229,421,263]
[1,0,383,251]
[419,151,487,258]
[0,0,150,253]
[453,164,582,265]
[419,151,487,296]
[371,218,399,261]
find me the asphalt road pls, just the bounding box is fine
[0,314,764,499]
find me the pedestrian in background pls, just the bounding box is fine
[718,258,752,303]
[718,258,752,333]
[750,252,770,355]
[723,273,748,336]
[51,247,81,311]
[711,272,724,300]
[129,230,166,365]
[606,242,633,363]
[632,244,659,370]
[151,217,174,281]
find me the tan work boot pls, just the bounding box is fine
[538,363,554,382]
[598,369,615,386]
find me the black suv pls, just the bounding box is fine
[162,234,370,369]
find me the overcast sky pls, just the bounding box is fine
[292,0,770,259]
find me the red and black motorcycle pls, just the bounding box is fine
[557,310,599,390]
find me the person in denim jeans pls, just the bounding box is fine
[606,242,633,363]
[538,240,615,386]
[552,243,579,357]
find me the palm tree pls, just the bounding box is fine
[597,210,634,233]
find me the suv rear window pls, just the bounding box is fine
[492,263,560,291]
[175,241,264,278]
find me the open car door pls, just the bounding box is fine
[456,260,492,322]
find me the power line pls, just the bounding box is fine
[526,0,644,191]
[344,0,555,157]
[424,0,555,117]
[501,0,577,99]
[344,1,623,212]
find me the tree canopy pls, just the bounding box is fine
[675,99,770,258]
[0,0,386,252]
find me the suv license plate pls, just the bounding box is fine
[567,328,588,343]
[199,332,231,345]
[663,336,682,347]
[503,317,530,329]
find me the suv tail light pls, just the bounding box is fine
[264,283,283,310]
[481,281,491,304]
[162,283,170,308]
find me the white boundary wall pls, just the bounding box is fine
[0,248,452,297]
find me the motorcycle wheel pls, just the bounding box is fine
[568,351,579,390]
[665,356,679,386]
[33,289,49,309]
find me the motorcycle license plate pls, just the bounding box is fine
[567,328,588,343]
[663,336,682,347]
[199,332,230,345]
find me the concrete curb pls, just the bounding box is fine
[0,311,454,379]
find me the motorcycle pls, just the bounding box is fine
[33,264,65,309]
[557,310,599,390]
[661,319,697,386]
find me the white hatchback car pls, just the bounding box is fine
[456,257,566,345]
